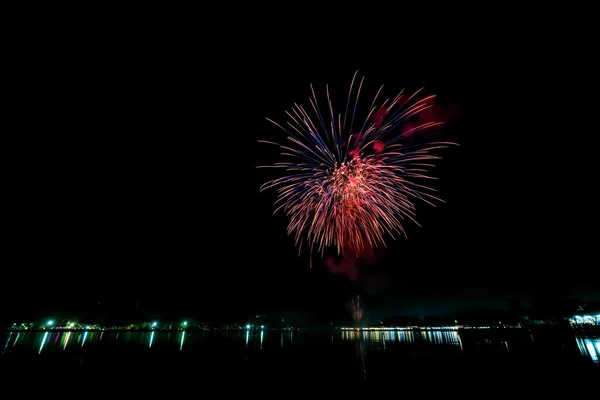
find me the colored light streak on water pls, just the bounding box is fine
[62,332,71,350]
[245,330,249,348]
[81,331,88,347]
[39,332,49,354]
[456,331,464,351]
[576,336,599,364]
[343,328,463,350]
[149,331,155,348]
[260,330,264,349]
[13,333,20,348]
[384,330,391,342]
[397,330,414,343]
[3,332,12,353]
[180,331,185,351]
[356,334,367,379]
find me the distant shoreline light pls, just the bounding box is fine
[341,326,464,331]
[3,314,599,332]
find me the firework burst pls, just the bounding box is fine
[258,71,456,258]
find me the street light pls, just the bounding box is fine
[46,320,54,326]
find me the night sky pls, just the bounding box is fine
[5,31,598,323]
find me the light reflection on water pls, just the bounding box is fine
[1,329,598,365]
[575,336,599,363]
[3,330,297,353]
[2,332,13,353]
[341,328,600,365]
[38,332,49,354]
[342,328,463,347]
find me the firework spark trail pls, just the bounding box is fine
[259,71,457,258]
[352,295,364,325]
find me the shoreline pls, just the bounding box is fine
[3,325,598,334]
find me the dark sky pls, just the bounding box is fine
[5,26,598,321]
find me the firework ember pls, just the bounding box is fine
[259,71,456,257]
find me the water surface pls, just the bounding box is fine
[1,328,597,383]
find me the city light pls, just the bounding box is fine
[4,321,302,333]
[340,326,461,331]
[569,315,600,326]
